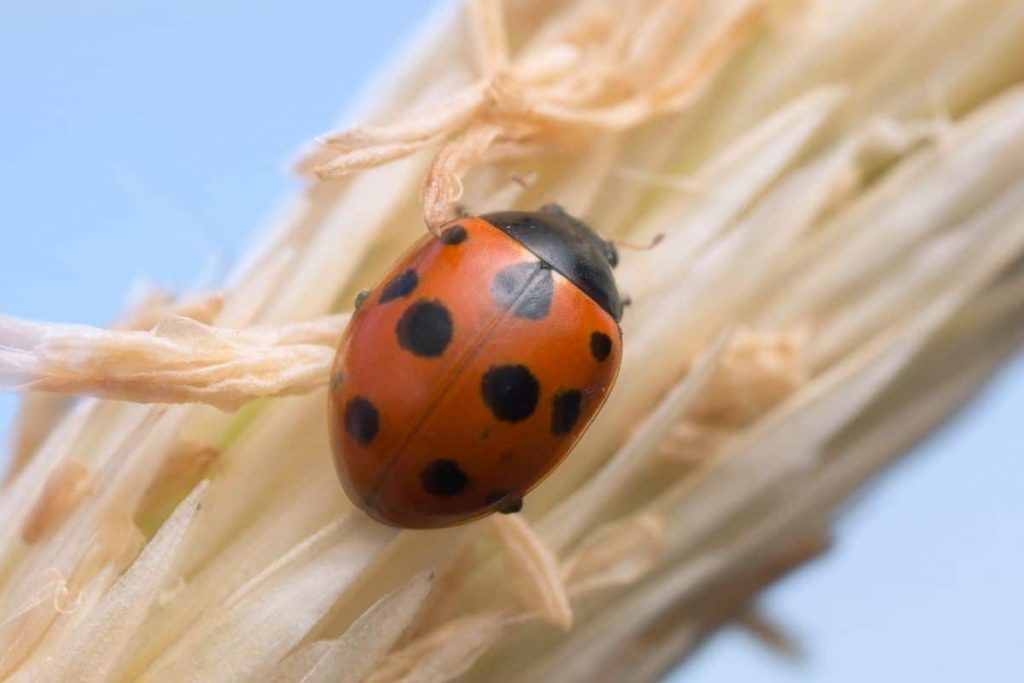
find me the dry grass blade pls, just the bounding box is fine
[9,482,207,683]
[488,515,572,630]
[138,515,396,682]
[366,612,509,683]
[20,459,93,543]
[738,609,802,661]
[269,571,435,683]
[563,513,665,595]
[0,314,348,410]
[5,393,72,482]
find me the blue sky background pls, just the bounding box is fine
[1,3,1021,681]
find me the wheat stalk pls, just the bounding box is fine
[1,0,1023,681]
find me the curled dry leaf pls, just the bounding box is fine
[300,0,771,227]
[421,124,506,231]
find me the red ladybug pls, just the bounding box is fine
[328,205,622,528]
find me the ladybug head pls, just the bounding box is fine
[538,203,618,270]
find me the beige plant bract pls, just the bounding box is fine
[2,0,1024,680]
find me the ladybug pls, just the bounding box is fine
[327,204,623,528]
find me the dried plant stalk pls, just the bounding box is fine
[2,0,1024,681]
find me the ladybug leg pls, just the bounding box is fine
[354,290,370,311]
[499,498,524,515]
[621,295,633,308]
[452,203,470,219]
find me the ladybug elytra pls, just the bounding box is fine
[328,205,622,528]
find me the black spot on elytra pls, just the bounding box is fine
[590,331,612,362]
[551,389,583,435]
[396,300,453,357]
[420,459,469,497]
[491,262,554,319]
[440,225,468,245]
[354,290,369,310]
[491,262,534,307]
[481,364,539,422]
[518,268,554,319]
[344,397,378,445]
[379,269,418,303]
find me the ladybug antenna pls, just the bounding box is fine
[612,233,665,251]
